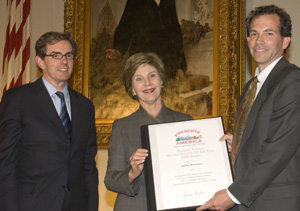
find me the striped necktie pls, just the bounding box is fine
[56,91,72,140]
[231,76,258,165]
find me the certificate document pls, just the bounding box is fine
[142,117,233,211]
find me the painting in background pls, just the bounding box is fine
[89,0,214,119]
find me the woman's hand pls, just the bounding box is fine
[128,148,148,183]
[219,134,233,152]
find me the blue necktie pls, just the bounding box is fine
[56,91,72,140]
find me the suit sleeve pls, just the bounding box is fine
[84,101,99,211]
[104,121,140,196]
[228,70,300,207]
[0,91,22,211]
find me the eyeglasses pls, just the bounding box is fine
[45,52,75,60]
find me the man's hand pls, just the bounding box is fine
[196,189,235,211]
[220,134,233,152]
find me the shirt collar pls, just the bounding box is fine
[255,56,283,84]
[42,76,69,97]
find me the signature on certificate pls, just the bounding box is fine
[183,190,208,198]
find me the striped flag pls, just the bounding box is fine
[1,0,31,99]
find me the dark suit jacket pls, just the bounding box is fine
[105,104,193,211]
[0,78,99,211]
[228,57,300,210]
[113,0,186,78]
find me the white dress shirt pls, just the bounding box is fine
[42,77,72,120]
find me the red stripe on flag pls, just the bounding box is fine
[8,78,15,90]
[22,38,30,72]
[2,24,10,74]
[1,0,31,98]
[15,0,24,56]
[16,38,30,86]
[16,26,23,56]
[7,25,16,63]
[2,86,7,96]
[23,0,30,18]
[20,0,31,85]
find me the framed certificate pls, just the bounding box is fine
[141,117,233,211]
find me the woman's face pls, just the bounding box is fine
[132,64,162,107]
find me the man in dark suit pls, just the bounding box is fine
[197,5,300,211]
[106,0,187,81]
[0,32,99,211]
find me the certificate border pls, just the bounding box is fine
[141,117,233,211]
[141,125,157,211]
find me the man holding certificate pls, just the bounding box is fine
[197,5,300,211]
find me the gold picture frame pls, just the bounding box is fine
[64,0,246,149]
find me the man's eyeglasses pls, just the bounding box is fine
[45,52,75,60]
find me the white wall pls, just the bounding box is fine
[96,150,117,211]
[29,0,65,80]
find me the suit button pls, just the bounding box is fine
[62,185,71,194]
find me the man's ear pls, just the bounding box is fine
[35,56,45,70]
[282,37,291,50]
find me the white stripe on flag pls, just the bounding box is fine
[1,0,30,99]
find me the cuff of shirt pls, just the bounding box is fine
[226,189,241,204]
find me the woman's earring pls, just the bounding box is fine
[132,91,136,96]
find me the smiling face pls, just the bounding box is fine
[35,40,74,90]
[132,64,162,108]
[247,14,290,72]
